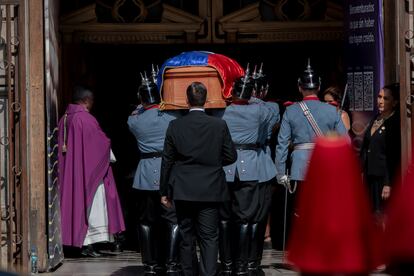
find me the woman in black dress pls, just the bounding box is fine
[360,83,401,215]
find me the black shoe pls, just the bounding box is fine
[81,245,102,258]
[143,264,157,275]
[235,261,248,275]
[166,263,180,276]
[111,241,123,253]
[154,264,166,275]
[247,261,259,276]
[220,262,232,276]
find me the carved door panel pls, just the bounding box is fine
[59,1,344,44]
[44,0,64,270]
[0,0,26,269]
[399,0,413,171]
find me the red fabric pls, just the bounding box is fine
[385,160,414,265]
[208,53,245,99]
[303,95,319,101]
[287,136,383,273]
[328,101,339,107]
[284,96,318,107]
[144,104,160,110]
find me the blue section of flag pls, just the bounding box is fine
[157,51,212,89]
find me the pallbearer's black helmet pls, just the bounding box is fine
[138,71,161,105]
[298,59,321,90]
[232,64,254,100]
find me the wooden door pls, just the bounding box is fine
[398,0,413,172]
[44,0,64,270]
[0,0,28,270]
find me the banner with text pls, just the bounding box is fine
[344,0,384,144]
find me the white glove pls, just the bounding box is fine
[277,175,290,188]
[131,104,144,116]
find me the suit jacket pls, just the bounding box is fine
[160,110,237,202]
[360,111,401,185]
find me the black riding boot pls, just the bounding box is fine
[165,223,181,275]
[234,223,250,275]
[247,222,266,276]
[219,220,233,276]
[256,221,267,269]
[138,224,158,275]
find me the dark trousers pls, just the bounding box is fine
[252,180,273,223]
[136,190,178,266]
[136,190,177,224]
[220,179,260,223]
[175,200,220,276]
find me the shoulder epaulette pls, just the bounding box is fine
[327,101,339,107]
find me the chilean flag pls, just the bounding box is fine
[157,51,245,98]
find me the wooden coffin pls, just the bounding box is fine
[162,66,227,110]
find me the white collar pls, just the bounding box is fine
[189,108,205,112]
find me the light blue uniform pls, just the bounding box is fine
[250,98,280,183]
[220,103,271,182]
[127,108,177,190]
[275,99,347,181]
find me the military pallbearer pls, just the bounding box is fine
[127,68,181,275]
[275,60,348,243]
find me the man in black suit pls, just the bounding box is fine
[160,82,237,276]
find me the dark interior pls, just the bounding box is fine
[67,41,345,249]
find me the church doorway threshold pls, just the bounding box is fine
[46,249,292,275]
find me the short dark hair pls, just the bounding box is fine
[186,82,207,107]
[383,83,400,102]
[72,85,94,103]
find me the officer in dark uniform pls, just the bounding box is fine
[127,71,180,275]
[219,69,273,275]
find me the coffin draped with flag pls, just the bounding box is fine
[157,51,245,109]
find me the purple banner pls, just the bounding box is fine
[344,0,384,146]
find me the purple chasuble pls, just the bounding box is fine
[58,104,125,247]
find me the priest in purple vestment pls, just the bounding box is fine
[58,86,125,257]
